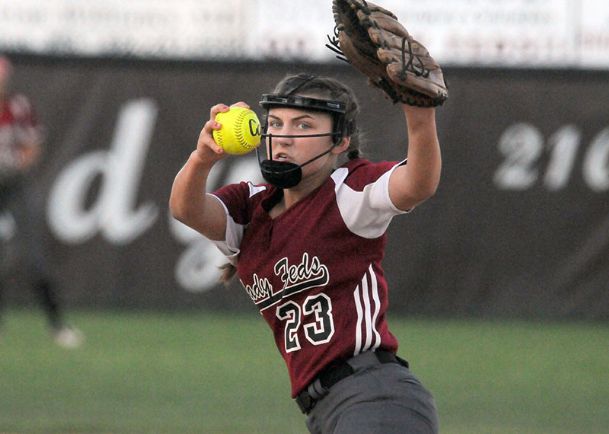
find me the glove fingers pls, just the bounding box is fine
[386,63,448,103]
[366,13,410,40]
[374,33,431,60]
[374,31,447,102]
[352,0,398,20]
[338,32,387,77]
[377,43,441,74]
[345,1,407,38]
[374,33,446,99]
[338,30,376,60]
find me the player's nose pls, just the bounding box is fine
[272,131,295,148]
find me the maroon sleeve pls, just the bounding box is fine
[211,181,254,226]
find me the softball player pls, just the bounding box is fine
[0,55,83,348]
[170,73,440,433]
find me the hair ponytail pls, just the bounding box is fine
[219,262,237,285]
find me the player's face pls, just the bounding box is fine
[265,107,336,176]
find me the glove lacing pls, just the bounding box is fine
[401,37,430,80]
[326,26,349,63]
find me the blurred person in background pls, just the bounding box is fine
[0,55,83,348]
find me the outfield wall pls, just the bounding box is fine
[3,56,608,319]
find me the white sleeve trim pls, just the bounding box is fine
[207,193,244,263]
[332,162,409,239]
[248,182,267,198]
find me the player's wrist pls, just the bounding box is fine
[403,104,437,126]
[189,150,217,170]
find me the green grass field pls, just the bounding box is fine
[0,309,607,434]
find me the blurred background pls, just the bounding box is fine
[0,1,608,433]
[2,0,607,317]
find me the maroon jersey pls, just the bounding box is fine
[0,93,39,182]
[211,158,408,397]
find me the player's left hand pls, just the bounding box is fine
[327,0,448,107]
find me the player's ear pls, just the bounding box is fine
[332,136,350,154]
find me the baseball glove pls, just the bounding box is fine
[327,0,448,107]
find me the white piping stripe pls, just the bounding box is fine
[353,266,383,356]
[369,265,382,351]
[353,285,363,356]
[361,273,373,352]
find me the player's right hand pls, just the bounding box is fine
[194,102,250,163]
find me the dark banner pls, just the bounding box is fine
[3,57,608,319]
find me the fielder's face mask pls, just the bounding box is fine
[257,94,347,189]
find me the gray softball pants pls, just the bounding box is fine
[304,351,439,434]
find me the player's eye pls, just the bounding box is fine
[296,121,312,130]
[268,119,282,129]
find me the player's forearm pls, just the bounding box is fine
[403,106,442,197]
[389,106,441,210]
[169,151,216,227]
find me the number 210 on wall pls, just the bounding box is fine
[494,123,609,192]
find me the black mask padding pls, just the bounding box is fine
[258,142,336,189]
[259,160,302,189]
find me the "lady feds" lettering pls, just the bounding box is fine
[243,253,330,310]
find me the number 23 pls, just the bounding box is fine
[275,293,335,353]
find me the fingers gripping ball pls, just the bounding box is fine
[213,107,262,155]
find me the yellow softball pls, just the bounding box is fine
[212,107,262,155]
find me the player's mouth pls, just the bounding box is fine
[274,153,291,162]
